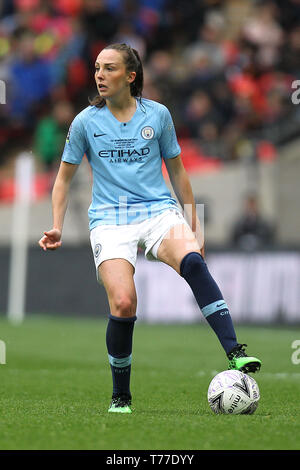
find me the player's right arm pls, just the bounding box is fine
[39,161,78,251]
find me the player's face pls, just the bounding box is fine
[95,49,136,100]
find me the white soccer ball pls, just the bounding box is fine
[207,370,260,415]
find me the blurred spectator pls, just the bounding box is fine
[242,1,284,69]
[0,0,15,18]
[183,10,227,87]
[231,194,275,250]
[9,28,53,125]
[146,49,181,119]
[197,121,225,159]
[273,0,300,30]
[82,0,119,42]
[54,0,83,17]
[184,90,222,139]
[81,0,119,65]
[113,21,146,59]
[279,24,300,76]
[34,100,74,171]
[142,66,163,102]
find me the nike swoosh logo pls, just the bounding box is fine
[94,133,106,137]
[216,303,226,308]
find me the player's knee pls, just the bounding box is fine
[113,294,136,318]
[180,251,205,278]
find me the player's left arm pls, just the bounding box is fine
[164,154,205,257]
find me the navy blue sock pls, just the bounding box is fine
[106,314,136,398]
[180,252,237,354]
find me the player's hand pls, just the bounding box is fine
[39,228,62,251]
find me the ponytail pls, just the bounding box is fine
[129,47,143,100]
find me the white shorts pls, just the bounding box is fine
[90,208,190,283]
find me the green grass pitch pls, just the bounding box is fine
[0,314,299,450]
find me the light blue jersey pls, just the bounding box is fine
[62,98,181,229]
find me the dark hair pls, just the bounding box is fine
[89,43,144,108]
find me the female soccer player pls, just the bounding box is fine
[39,43,261,414]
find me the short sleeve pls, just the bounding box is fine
[158,105,181,160]
[61,115,88,165]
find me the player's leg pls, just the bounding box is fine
[156,224,261,373]
[99,258,137,413]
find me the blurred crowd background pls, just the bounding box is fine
[0,0,300,248]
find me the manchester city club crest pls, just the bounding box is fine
[141,126,155,140]
[94,243,102,258]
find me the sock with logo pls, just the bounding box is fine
[106,314,136,398]
[180,252,237,354]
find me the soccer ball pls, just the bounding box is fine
[207,370,260,415]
